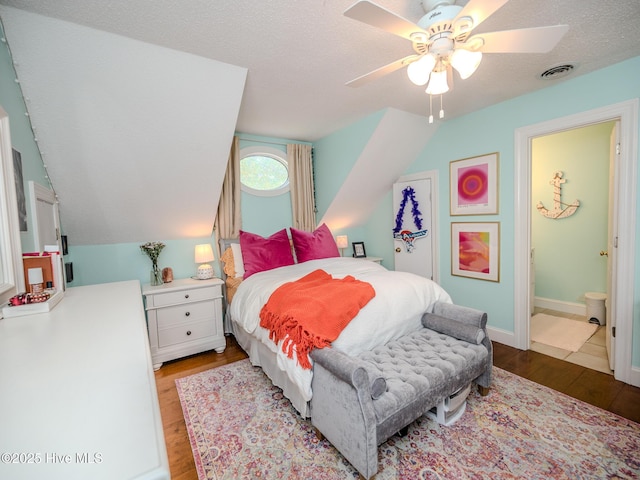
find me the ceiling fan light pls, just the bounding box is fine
[425,69,449,95]
[407,54,436,86]
[450,49,482,79]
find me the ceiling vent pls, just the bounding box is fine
[539,64,575,80]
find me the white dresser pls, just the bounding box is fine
[0,280,169,480]
[143,277,225,370]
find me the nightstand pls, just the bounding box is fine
[143,277,225,370]
[362,257,383,264]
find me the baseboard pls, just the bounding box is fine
[534,297,586,316]
[629,366,640,388]
[486,326,517,349]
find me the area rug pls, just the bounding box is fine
[530,313,599,352]
[176,359,639,480]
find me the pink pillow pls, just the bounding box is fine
[239,229,295,279]
[290,223,340,263]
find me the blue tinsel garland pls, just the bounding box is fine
[393,186,423,234]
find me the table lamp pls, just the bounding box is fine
[194,244,214,279]
[336,235,348,257]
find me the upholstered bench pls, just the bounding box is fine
[310,301,492,479]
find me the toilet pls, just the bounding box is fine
[585,292,606,326]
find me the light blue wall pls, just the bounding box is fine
[314,110,387,259]
[354,55,640,366]
[532,122,613,303]
[314,110,385,220]
[0,19,50,254]
[67,237,219,286]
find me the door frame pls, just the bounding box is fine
[514,99,638,386]
[394,170,439,283]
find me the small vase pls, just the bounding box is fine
[151,263,163,286]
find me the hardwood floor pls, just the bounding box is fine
[155,336,640,480]
[154,336,248,480]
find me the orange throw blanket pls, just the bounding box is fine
[259,269,376,369]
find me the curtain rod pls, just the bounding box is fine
[237,136,312,148]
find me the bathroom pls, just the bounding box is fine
[530,121,616,374]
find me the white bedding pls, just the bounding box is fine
[229,257,452,401]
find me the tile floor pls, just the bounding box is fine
[530,307,613,375]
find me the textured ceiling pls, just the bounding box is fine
[0,0,639,247]
[1,0,640,142]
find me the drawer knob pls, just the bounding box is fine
[184,294,190,299]
[185,311,190,317]
[186,330,192,336]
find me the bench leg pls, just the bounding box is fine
[314,427,325,441]
[478,385,490,396]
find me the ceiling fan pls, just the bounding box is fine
[344,0,569,120]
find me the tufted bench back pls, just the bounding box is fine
[357,327,489,442]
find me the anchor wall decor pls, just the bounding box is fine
[536,170,580,219]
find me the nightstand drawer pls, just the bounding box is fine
[151,284,221,308]
[158,320,215,348]
[156,300,216,328]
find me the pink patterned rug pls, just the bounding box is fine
[176,359,640,479]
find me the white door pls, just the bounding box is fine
[606,122,619,371]
[392,174,434,280]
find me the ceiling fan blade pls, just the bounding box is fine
[344,0,427,41]
[346,55,420,87]
[469,25,570,53]
[453,0,510,36]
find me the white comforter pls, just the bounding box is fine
[229,257,452,401]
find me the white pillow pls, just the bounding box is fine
[231,242,245,278]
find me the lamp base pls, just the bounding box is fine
[196,264,214,280]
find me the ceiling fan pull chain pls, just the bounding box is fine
[439,95,445,119]
[428,94,434,124]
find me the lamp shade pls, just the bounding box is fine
[336,235,348,249]
[407,54,436,86]
[450,49,482,79]
[194,244,214,263]
[195,244,214,279]
[425,69,450,95]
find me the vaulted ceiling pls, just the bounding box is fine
[1,1,639,245]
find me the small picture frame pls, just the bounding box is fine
[352,242,366,258]
[451,222,500,282]
[450,152,499,215]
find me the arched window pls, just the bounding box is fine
[239,146,289,197]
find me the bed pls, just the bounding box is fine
[219,228,452,418]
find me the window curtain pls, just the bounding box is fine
[214,136,241,252]
[287,143,316,232]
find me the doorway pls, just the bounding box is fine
[514,99,639,387]
[529,123,614,374]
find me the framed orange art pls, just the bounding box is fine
[451,222,500,282]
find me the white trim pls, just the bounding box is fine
[0,106,24,307]
[533,297,586,316]
[395,170,440,283]
[514,99,638,386]
[486,326,516,348]
[631,366,640,387]
[239,145,290,197]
